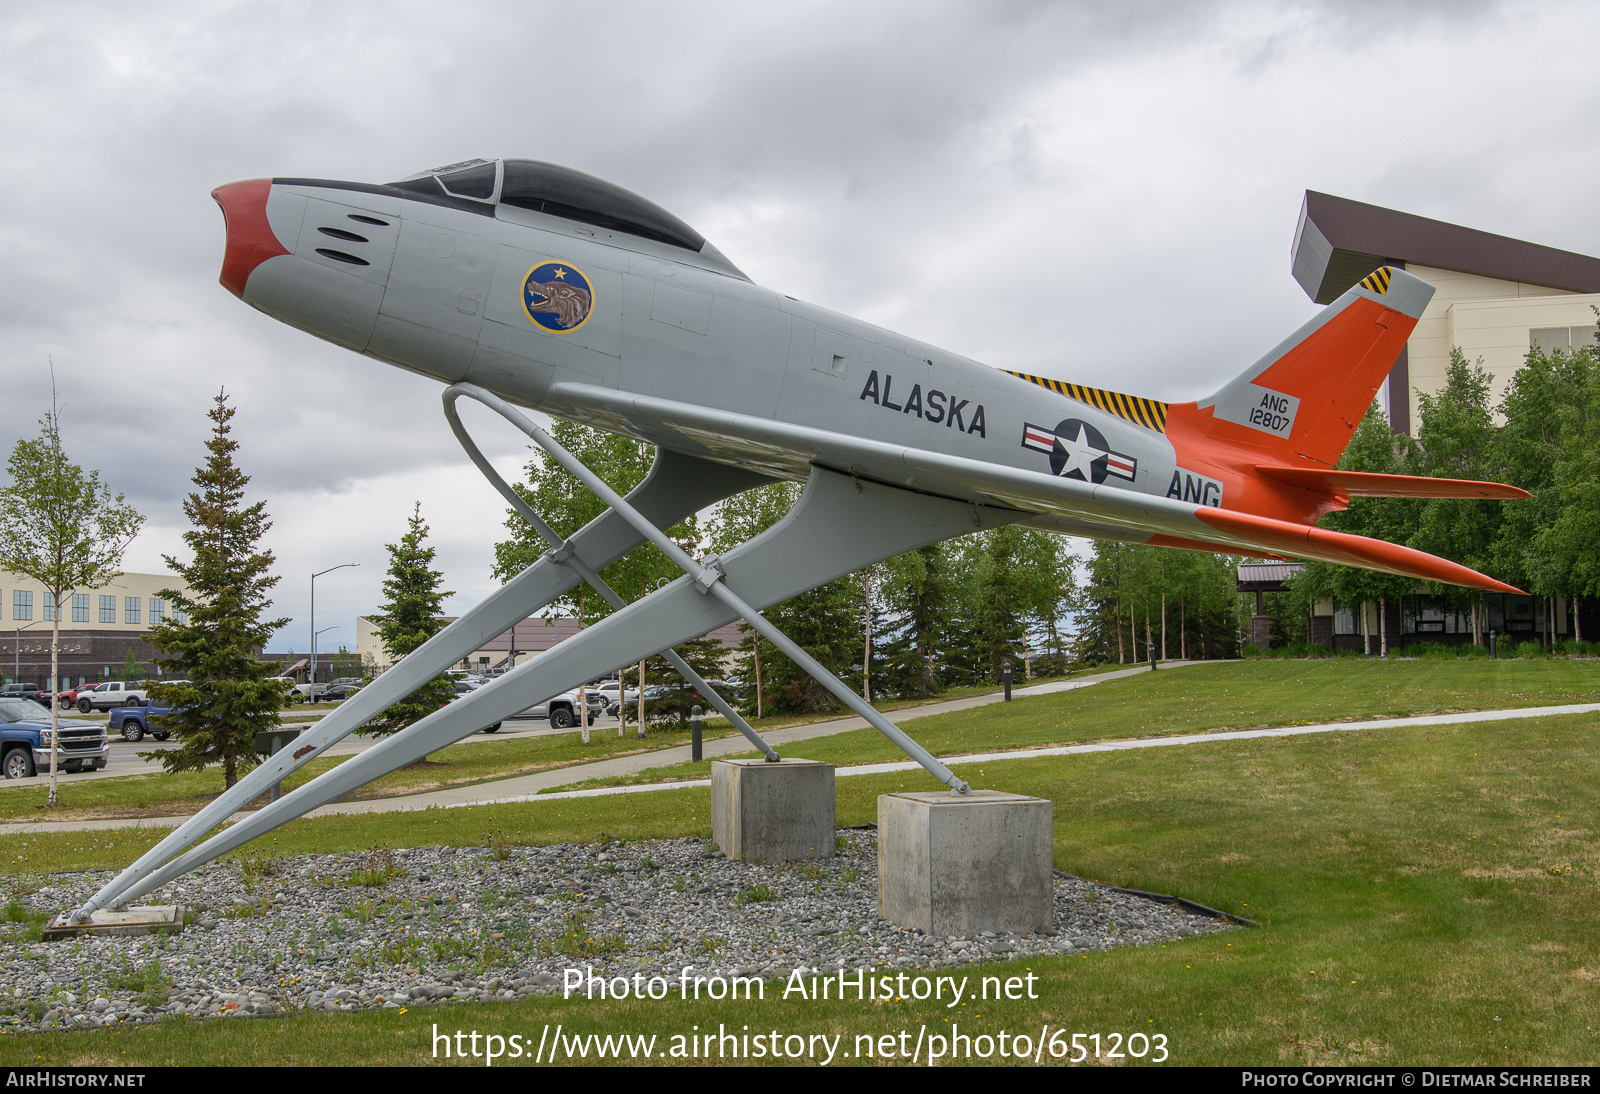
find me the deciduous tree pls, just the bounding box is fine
[0,387,143,804]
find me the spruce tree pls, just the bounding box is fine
[367,504,456,735]
[148,391,287,789]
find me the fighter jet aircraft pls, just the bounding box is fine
[68,157,1527,923]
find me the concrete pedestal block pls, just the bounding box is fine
[712,758,835,863]
[43,905,184,940]
[878,791,1053,936]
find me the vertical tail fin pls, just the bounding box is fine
[1190,266,1432,467]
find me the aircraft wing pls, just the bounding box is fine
[547,382,1523,594]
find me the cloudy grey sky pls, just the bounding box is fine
[2,0,1596,652]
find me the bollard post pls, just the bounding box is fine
[691,704,703,763]
[253,729,301,802]
[1490,629,1498,660]
[1002,662,1012,701]
[270,736,284,802]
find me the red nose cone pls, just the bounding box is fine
[212,179,291,299]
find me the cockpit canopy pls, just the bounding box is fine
[391,158,706,253]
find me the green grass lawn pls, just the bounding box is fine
[1,659,1597,1065]
[553,657,1600,791]
[9,660,1595,821]
[0,724,729,822]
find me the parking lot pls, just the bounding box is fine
[0,707,632,788]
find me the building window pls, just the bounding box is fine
[1531,327,1600,353]
[42,592,55,622]
[99,595,116,623]
[12,590,31,621]
[72,594,89,623]
[173,608,187,625]
[124,597,141,625]
[150,598,165,623]
[1333,606,1358,636]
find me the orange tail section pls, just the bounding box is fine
[1173,266,1427,469]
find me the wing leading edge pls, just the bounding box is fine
[546,382,1525,594]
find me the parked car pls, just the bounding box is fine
[271,676,327,703]
[595,680,639,707]
[322,681,364,701]
[107,702,173,743]
[76,681,149,713]
[0,698,109,778]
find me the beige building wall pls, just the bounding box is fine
[1400,264,1599,428]
[0,570,191,633]
[356,616,385,670]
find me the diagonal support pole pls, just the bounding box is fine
[444,388,778,761]
[71,447,769,922]
[445,383,969,793]
[104,466,1012,908]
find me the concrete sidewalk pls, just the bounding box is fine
[0,663,1196,832]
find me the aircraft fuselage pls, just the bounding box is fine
[222,171,1205,543]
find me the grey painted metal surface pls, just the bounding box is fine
[443,383,777,762]
[75,448,763,919]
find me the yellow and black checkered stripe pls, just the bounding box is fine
[1003,370,1169,433]
[1357,266,1392,295]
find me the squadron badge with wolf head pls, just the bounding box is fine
[522,262,594,332]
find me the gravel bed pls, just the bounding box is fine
[0,832,1233,1032]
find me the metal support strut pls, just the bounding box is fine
[444,384,970,795]
[71,385,988,922]
[70,444,768,923]
[442,387,778,762]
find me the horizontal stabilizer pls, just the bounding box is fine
[1194,507,1523,594]
[1255,465,1532,500]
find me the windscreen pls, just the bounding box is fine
[498,160,704,252]
[0,699,49,723]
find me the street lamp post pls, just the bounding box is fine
[314,626,339,696]
[310,564,359,692]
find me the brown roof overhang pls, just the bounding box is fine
[1292,191,1600,304]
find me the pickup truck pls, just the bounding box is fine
[0,698,109,778]
[0,684,51,705]
[107,703,174,743]
[75,680,149,713]
[513,687,605,729]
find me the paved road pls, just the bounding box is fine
[0,710,618,788]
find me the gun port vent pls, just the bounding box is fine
[314,248,370,266]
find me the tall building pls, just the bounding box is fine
[1291,191,1600,435]
[0,570,190,689]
